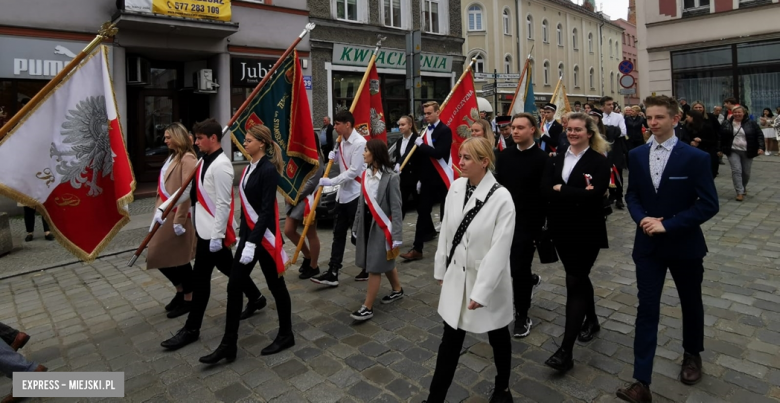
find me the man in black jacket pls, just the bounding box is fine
[539,103,563,153]
[319,116,335,156]
[495,112,547,338]
[392,119,419,218]
[400,101,452,261]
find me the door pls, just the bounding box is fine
[133,90,179,182]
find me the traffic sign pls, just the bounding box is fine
[497,73,520,79]
[619,88,636,95]
[481,83,496,91]
[481,89,495,97]
[619,74,635,89]
[474,72,492,79]
[618,60,634,74]
[496,82,517,88]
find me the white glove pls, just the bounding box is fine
[414,137,424,147]
[173,223,186,236]
[209,238,223,253]
[392,241,403,249]
[394,163,400,173]
[239,242,256,265]
[328,150,337,161]
[319,177,333,187]
[149,209,165,232]
[416,181,421,194]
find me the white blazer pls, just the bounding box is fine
[434,172,516,333]
[194,152,234,241]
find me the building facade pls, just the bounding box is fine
[613,15,639,107]
[307,0,465,130]
[0,0,311,184]
[637,0,780,111]
[462,0,624,114]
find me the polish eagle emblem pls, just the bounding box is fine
[50,95,115,197]
[369,108,386,137]
[456,107,481,139]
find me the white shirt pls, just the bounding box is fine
[562,147,589,184]
[243,158,260,187]
[364,168,382,202]
[603,111,627,138]
[332,129,367,203]
[517,142,536,152]
[649,135,678,192]
[400,133,412,157]
[543,119,553,134]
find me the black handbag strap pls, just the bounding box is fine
[446,183,502,268]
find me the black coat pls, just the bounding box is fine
[674,124,690,144]
[495,144,548,241]
[239,156,280,246]
[540,120,564,151]
[605,125,627,169]
[543,148,610,249]
[321,124,335,155]
[625,116,646,144]
[687,115,720,153]
[392,133,419,186]
[720,117,765,159]
[415,122,452,186]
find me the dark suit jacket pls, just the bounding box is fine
[674,124,690,144]
[416,122,452,187]
[392,133,419,187]
[540,120,563,152]
[625,140,719,259]
[543,148,610,249]
[321,124,335,155]
[239,156,280,247]
[495,145,548,241]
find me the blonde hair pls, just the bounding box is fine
[567,112,611,155]
[399,115,419,135]
[248,124,284,174]
[165,122,196,162]
[423,101,440,112]
[472,119,495,147]
[512,112,542,139]
[459,137,495,172]
[631,105,642,113]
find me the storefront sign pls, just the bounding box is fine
[124,0,231,22]
[332,44,453,73]
[0,36,112,80]
[231,57,275,87]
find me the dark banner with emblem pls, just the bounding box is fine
[229,50,319,205]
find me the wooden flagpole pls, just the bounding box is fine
[507,45,534,114]
[398,58,476,172]
[0,22,118,141]
[291,35,387,264]
[128,23,316,267]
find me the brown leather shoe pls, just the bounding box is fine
[10,332,30,351]
[680,352,702,385]
[736,194,744,201]
[616,382,652,403]
[400,249,423,261]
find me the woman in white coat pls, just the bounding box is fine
[425,137,516,403]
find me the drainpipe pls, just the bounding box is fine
[516,0,522,72]
[598,19,605,96]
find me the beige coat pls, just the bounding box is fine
[146,153,197,269]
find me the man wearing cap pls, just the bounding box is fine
[495,115,514,151]
[539,103,563,153]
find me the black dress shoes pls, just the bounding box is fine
[167,300,191,319]
[165,292,183,311]
[240,296,267,320]
[578,321,601,342]
[199,343,237,364]
[161,327,199,350]
[261,333,295,356]
[545,347,574,372]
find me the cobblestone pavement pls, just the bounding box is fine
[2,158,780,402]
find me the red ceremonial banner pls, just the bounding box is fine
[352,63,387,143]
[438,70,479,180]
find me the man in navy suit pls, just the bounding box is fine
[617,96,719,403]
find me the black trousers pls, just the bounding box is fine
[399,181,419,220]
[223,242,292,345]
[708,150,720,177]
[413,179,447,251]
[427,323,511,403]
[633,255,704,385]
[185,237,262,331]
[556,242,601,352]
[328,198,359,272]
[23,207,49,233]
[510,238,537,321]
[159,263,194,294]
[0,322,19,346]
[609,166,625,202]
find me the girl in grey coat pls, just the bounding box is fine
[350,139,404,321]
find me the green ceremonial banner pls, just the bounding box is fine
[229,51,319,205]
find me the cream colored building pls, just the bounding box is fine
[463,0,624,114]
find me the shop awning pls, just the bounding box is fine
[111,11,238,38]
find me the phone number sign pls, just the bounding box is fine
[152,0,231,22]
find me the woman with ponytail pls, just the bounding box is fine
[199,124,294,364]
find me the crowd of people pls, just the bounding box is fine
[4,91,771,403]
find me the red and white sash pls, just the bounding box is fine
[239,166,289,275]
[196,162,237,248]
[339,141,362,184]
[158,157,191,217]
[303,192,315,221]
[361,170,393,251]
[423,125,454,189]
[497,135,506,151]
